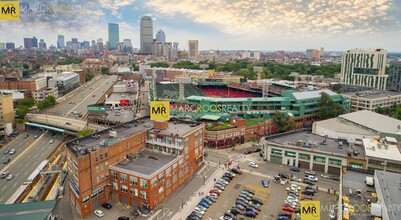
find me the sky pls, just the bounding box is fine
[0,0,401,51]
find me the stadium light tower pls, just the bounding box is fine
[177,76,192,100]
[254,67,271,98]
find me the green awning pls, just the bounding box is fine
[200,115,221,121]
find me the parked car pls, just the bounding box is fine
[330,176,340,181]
[3,149,9,154]
[244,150,253,154]
[302,189,315,196]
[249,162,258,168]
[244,211,257,218]
[2,158,10,164]
[305,170,316,175]
[251,197,264,205]
[117,217,129,220]
[231,168,242,175]
[94,210,104,217]
[202,198,213,205]
[300,195,313,200]
[281,205,295,213]
[262,179,269,188]
[321,174,330,179]
[290,167,300,172]
[253,148,262,153]
[198,201,209,208]
[206,195,217,203]
[278,173,289,179]
[194,207,205,215]
[303,179,315,185]
[276,215,290,220]
[24,134,29,139]
[305,175,318,182]
[243,188,255,195]
[101,203,112,209]
[210,189,221,196]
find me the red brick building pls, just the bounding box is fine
[66,117,204,217]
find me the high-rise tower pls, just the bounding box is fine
[108,23,120,50]
[156,29,166,44]
[140,16,153,54]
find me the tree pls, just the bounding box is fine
[101,66,109,74]
[45,96,56,106]
[23,63,30,69]
[16,105,29,119]
[150,62,169,68]
[85,73,94,82]
[78,129,95,137]
[231,141,237,150]
[317,92,344,120]
[18,98,35,107]
[272,111,295,133]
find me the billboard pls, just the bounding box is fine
[87,105,106,113]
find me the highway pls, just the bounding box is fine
[27,114,106,131]
[52,75,117,117]
[0,130,66,204]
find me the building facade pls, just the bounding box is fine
[342,90,401,112]
[66,118,204,217]
[108,23,120,51]
[32,88,59,103]
[57,35,65,49]
[188,40,199,58]
[341,48,388,90]
[155,29,166,44]
[0,94,15,126]
[140,16,153,54]
[48,72,80,94]
[388,60,401,92]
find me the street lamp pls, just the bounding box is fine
[203,175,206,185]
[181,196,184,209]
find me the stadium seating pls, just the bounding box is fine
[155,83,204,98]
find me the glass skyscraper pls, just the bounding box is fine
[57,35,65,49]
[108,23,120,50]
[140,16,153,54]
[156,29,166,44]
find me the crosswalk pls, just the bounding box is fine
[205,161,220,167]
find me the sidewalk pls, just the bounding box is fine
[169,166,227,220]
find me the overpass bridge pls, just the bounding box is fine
[26,114,106,132]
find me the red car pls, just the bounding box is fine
[281,205,295,213]
[300,195,313,201]
[209,190,221,196]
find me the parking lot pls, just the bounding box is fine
[193,168,335,220]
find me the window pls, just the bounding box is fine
[195,148,199,156]
[130,188,138,197]
[166,178,171,187]
[179,169,183,177]
[151,178,157,187]
[166,137,172,145]
[172,163,177,171]
[112,182,118,190]
[96,176,100,183]
[173,174,177,182]
[149,133,155,141]
[101,174,104,180]
[120,185,128,193]
[111,171,118,180]
[140,191,147,199]
[100,164,104,171]
[179,159,184,167]
[159,173,164,182]
[100,154,103,160]
[140,179,148,188]
[166,167,171,177]
[105,153,108,158]
[105,172,109,179]
[120,174,127,183]
[175,138,182,146]
[130,176,138,185]
[96,156,98,162]
[105,161,109,167]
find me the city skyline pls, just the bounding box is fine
[0,0,401,51]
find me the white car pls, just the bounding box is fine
[194,207,205,215]
[94,210,104,218]
[291,184,301,191]
[249,162,258,168]
[291,176,302,182]
[306,175,318,182]
[321,174,330,179]
[305,170,316,175]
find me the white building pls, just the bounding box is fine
[32,87,58,103]
[341,48,388,90]
[342,90,401,112]
[363,137,401,173]
[48,72,80,91]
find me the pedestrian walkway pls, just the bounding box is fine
[169,167,227,220]
[205,161,219,167]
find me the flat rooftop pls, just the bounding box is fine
[363,139,401,161]
[343,90,401,99]
[339,110,401,135]
[266,130,365,159]
[106,92,137,102]
[66,117,203,157]
[112,150,179,179]
[375,170,401,220]
[67,117,153,157]
[314,117,379,136]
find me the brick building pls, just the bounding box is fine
[66,117,204,217]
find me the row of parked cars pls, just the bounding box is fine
[278,183,317,220]
[187,168,242,220]
[223,188,264,219]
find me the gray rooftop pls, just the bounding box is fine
[67,117,153,157]
[343,90,401,99]
[375,170,401,220]
[314,118,378,136]
[112,150,179,179]
[148,120,202,137]
[266,130,365,159]
[339,110,401,135]
[291,89,338,100]
[106,92,137,102]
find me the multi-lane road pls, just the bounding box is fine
[52,75,117,117]
[0,130,66,204]
[27,114,105,131]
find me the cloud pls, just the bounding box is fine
[145,0,398,37]
[98,0,135,17]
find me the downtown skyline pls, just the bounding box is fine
[0,0,401,51]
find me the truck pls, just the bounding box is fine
[11,130,20,136]
[366,176,374,186]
